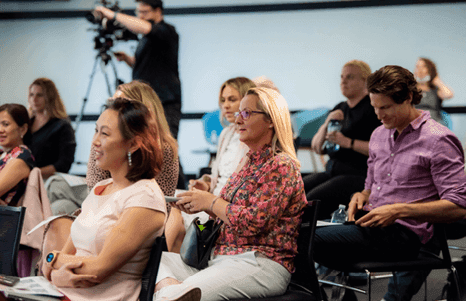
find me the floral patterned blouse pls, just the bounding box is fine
[0,145,35,205]
[214,144,307,273]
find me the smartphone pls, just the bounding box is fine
[165,196,181,203]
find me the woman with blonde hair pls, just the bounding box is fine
[188,77,255,196]
[154,87,307,301]
[27,78,76,179]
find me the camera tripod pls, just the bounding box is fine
[74,51,123,133]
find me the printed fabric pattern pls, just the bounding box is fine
[215,145,308,273]
[0,145,34,204]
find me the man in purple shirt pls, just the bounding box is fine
[314,65,466,300]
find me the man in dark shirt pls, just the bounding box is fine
[303,60,381,220]
[94,0,182,138]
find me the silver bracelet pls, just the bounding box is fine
[210,196,220,212]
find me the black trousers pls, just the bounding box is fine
[303,172,366,220]
[314,223,422,267]
[163,102,182,139]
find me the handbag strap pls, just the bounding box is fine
[215,161,267,226]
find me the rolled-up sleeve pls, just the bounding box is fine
[431,133,466,208]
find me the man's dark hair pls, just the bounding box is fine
[366,65,422,105]
[137,0,163,11]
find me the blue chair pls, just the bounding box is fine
[441,110,453,130]
[291,108,329,173]
[202,110,225,146]
[192,110,227,169]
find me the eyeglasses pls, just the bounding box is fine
[234,109,267,120]
[135,9,153,16]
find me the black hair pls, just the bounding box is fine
[136,0,163,11]
[0,103,31,144]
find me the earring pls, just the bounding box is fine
[127,151,132,166]
[21,135,24,138]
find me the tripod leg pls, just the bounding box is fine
[100,60,113,97]
[75,56,100,133]
[109,58,124,88]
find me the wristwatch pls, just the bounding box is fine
[46,251,60,268]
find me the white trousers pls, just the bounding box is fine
[155,251,291,301]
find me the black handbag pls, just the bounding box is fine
[179,217,223,270]
[179,162,265,270]
[179,174,254,270]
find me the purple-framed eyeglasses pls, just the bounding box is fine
[234,109,267,120]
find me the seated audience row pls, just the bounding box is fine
[2,59,461,301]
[37,87,306,301]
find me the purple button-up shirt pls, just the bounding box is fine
[364,111,466,243]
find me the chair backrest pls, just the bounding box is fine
[291,109,329,146]
[139,235,168,301]
[202,110,225,146]
[435,224,454,265]
[0,206,26,276]
[291,199,323,300]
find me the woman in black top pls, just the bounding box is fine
[28,78,76,179]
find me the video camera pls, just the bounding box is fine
[86,0,138,64]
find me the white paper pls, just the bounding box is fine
[0,276,63,298]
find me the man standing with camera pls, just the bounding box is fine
[94,0,182,139]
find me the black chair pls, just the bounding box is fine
[139,235,168,301]
[0,206,26,276]
[317,224,462,301]
[232,199,324,301]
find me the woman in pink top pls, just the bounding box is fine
[41,98,166,301]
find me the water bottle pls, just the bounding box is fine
[330,204,347,223]
[325,119,342,154]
